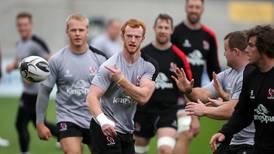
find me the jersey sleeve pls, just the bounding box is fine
[41,56,58,89]
[91,63,112,91]
[230,76,243,100]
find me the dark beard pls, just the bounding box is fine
[187,14,200,24]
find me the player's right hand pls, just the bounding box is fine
[36,123,52,141]
[6,63,14,74]
[210,132,225,151]
[101,124,117,138]
[171,67,194,94]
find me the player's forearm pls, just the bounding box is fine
[36,85,51,125]
[204,106,233,120]
[118,79,153,105]
[187,87,211,103]
[87,92,103,117]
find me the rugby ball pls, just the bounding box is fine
[19,56,50,82]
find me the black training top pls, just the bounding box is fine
[220,64,274,152]
[171,22,220,87]
[137,43,192,113]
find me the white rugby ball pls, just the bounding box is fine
[19,56,50,82]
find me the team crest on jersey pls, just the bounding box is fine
[89,66,98,76]
[183,39,191,48]
[203,40,210,50]
[136,75,142,86]
[169,62,177,73]
[267,88,274,100]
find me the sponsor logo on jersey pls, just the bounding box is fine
[182,39,191,48]
[113,92,137,105]
[203,40,210,50]
[155,72,173,90]
[67,80,90,97]
[254,104,274,123]
[187,50,205,66]
[267,88,274,100]
[250,90,255,99]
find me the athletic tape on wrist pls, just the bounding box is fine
[157,136,176,149]
[135,145,149,153]
[96,113,115,127]
[177,115,192,133]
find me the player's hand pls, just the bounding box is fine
[36,123,52,141]
[212,72,229,101]
[104,65,124,83]
[6,63,15,74]
[210,133,225,151]
[185,99,206,117]
[206,97,225,107]
[101,124,117,138]
[171,67,194,94]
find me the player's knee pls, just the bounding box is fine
[62,145,81,154]
[157,136,175,154]
[177,115,191,133]
[178,131,193,141]
[135,145,149,154]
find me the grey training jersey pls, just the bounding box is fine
[204,67,255,145]
[91,33,122,58]
[41,46,106,128]
[16,35,50,94]
[92,52,158,134]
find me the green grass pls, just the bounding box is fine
[0,97,224,154]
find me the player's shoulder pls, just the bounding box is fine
[30,35,50,53]
[174,22,185,30]
[243,64,257,78]
[141,51,159,71]
[48,46,68,63]
[89,45,108,60]
[141,43,154,52]
[201,25,216,38]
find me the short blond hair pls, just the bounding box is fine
[65,13,89,30]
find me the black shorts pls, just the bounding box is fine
[57,122,91,145]
[213,135,232,154]
[20,92,37,112]
[227,144,254,154]
[90,119,135,154]
[134,109,177,139]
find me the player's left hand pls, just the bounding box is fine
[212,72,229,101]
[101,124,117,138]
[185,99,206,116]
[104,65,124,83]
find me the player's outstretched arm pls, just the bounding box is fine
[104,65,156,105]
[36,85,52,140]
[172,67,212,102]
[86,85,116,138]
